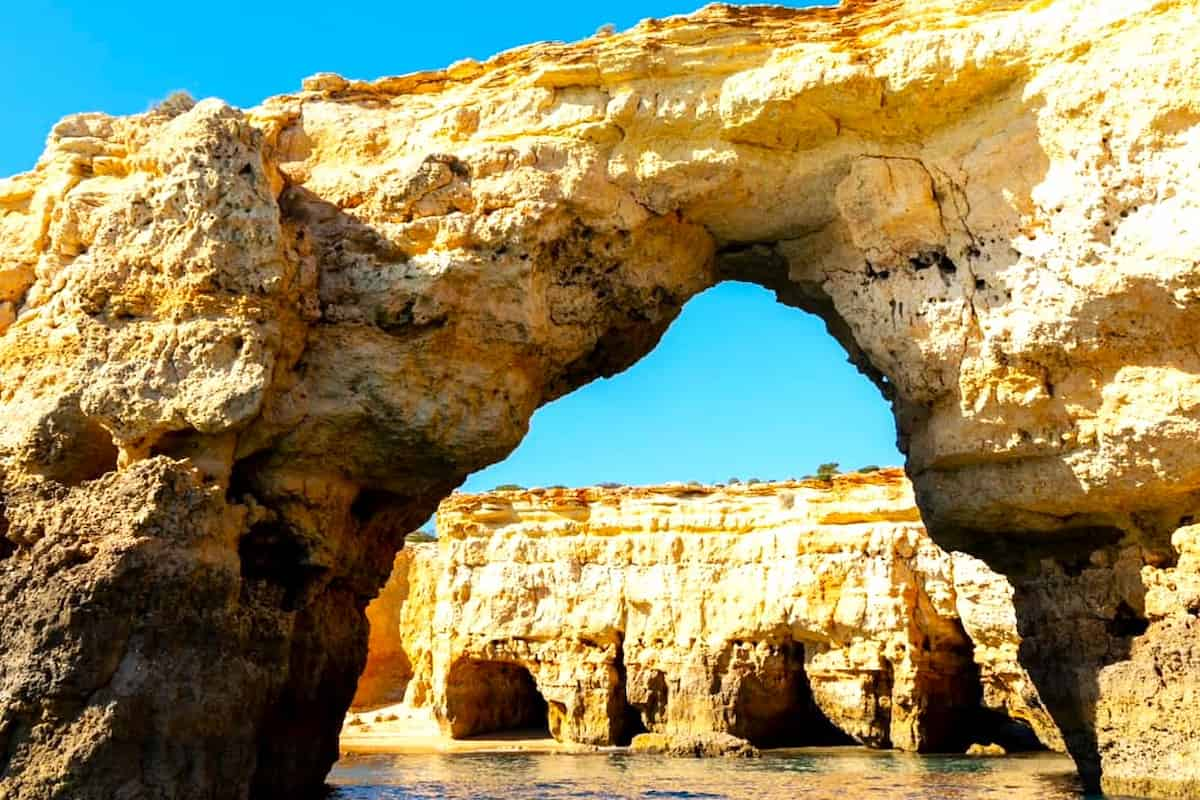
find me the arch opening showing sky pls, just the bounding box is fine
[460,281,902,494]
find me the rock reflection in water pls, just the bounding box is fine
[328,749,1101,800]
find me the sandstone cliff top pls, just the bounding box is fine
[281,0,1059,105]
[437,468,919,533]
[446,466,905,502]
[288,2,907,98]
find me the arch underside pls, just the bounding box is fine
[2,1,1200,798]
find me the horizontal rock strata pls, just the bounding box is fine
[353,471,1064,755]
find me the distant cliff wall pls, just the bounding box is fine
[354,470,1065,753]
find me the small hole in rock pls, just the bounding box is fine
[1107,601,1149,639]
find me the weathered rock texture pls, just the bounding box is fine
[2,0,1200,797]
[354,472,1064,755]
[351,545,439,711]
[629,731,761,758]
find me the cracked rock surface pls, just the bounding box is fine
[3,1,1200,797]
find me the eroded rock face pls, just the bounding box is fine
[352,472,1064,754]
[350,545,440,711]
[1088,526,1200,799]
[3,0,1200,796]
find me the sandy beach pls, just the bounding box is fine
[339,703,599,755]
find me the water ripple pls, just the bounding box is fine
[325,749,1126,800]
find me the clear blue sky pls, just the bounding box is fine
[463,282,901,492]
[3,0,902,493]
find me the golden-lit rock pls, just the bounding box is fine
[1090,525,1200,798]
[355,471,1064,754]
[967,742,1007,757]
[630,731,760,758]
[2,0,1200,797]
[352,544,441,710]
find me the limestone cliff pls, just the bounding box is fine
[3,1,1200,797]
[351,545,440,711]
[352,471,1065,754]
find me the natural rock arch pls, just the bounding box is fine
[1,1,1200,798]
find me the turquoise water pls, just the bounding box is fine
[328,749,1111,799]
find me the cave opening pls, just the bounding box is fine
[728,641,854,749]
[350,279,907,746]
[949,631,1048,754]
[613,637,650,746]
[971,708,1047,754]
[617,701,649,746]
[443,658,550,739]
[922,630,1049,754]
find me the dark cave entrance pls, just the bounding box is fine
[443,658,550,739]
[613,638,649,746]
[972,707,1047,753]
[725,641,854,748]
[956,638,1047,754]
[912,632,1050,754]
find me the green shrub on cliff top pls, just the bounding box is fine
[816,462,840,481]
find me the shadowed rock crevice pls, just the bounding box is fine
[10,395,121,488]
[628,668,671,733]
[613,636,649,746]
[0,493,11,562]
[896,620,989,754]
[943,625,1047,754]
[0,716,26,780]
[972,708,1047,754]
[237,519,329,612]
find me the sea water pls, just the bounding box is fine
[327,748,1114,799]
